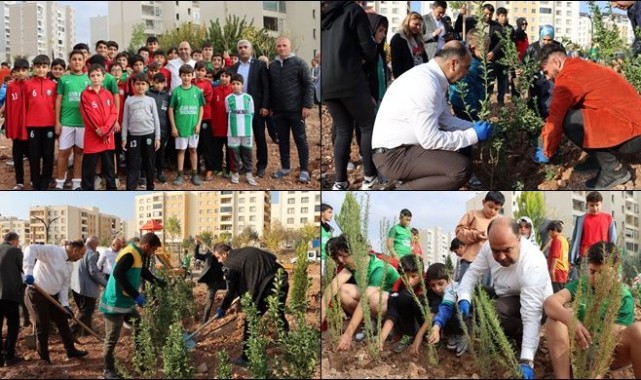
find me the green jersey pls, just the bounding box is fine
[225,93,254,137]
[388,224,412,258]
[169,85,205,137]
[565,277,635,326]
[58,72,90,127]
[350,255,400,292]
[321,224,333,260]
[102,72,119,95]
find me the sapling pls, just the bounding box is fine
[162,321,195,379]
[242,292,272,378]
[216,349,233,380]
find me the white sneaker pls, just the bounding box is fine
[361,176,387,190]
[231,173,240,184]
[246,173,257,186]
[94,176,102,190]
[332,182,348,190]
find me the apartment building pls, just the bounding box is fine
[29,205,121,245]
[368,1,412,43]
[0,1,13,62]
[0,215,31,247]
[203,191,271,238]
[577,11,634,49]
[417,226,457,266]
[271,191,321,230]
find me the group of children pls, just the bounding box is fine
[0,38,259,190]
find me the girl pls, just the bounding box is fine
[47,58,66,83]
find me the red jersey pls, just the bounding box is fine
[579,213,613,257]
[211,84,232,136]
[159,67,172,90]
[24,76,57,127]
[116,80,126,125]
[193,78,213,121]
[79,86,117,154]
[4,80,27,140]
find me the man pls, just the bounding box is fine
[533,43,641,189]
[230,39,270,177]
[544,242,641,378]
[457,217,553,380]
[371,40,494,189]
[98,237,123,281]
[70,236,107,338]
[0,232,24,366]
[422,1,449,59]
[166,41,196,92]
[193,236,226,324]
[100,232,165,380]
[612,1,641,56]
[212,243,289,367]
[23,240,88,364]
[268,36,314,184]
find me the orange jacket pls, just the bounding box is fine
[542,58,641,157]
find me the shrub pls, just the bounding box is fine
[216,349,233,380]
[162,321,194,379]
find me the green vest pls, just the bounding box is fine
[99,244,144,314]
[321,225,333,260]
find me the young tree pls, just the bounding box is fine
[165,216,182,257]
[128,23,147,53]
[261,220,287,252]
[158,22,209,52]
[207,15,252,55]
[232,226,260,248]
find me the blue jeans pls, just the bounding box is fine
[273,112,309,172]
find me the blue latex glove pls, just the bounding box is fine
[24,274,35,285]
[215,308,225,319]
[135,293,146,307]
[472,121,493,142]
[63,306,74,319]
[520,363,535,379]
[533,147,550,164]
[458,300,471,318]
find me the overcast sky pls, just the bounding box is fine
[59,1,108,44]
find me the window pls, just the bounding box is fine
[556,10,561,15]
[250,197,256,203]
[287,198,296,204]
[176,13,179,21]
[567,2,572,7]
[301,197,309,203]
[239,207,245,213]
[531,8,536,13]
[287,218,294,224]
[566,10,571,16]
[312,9,316,19]
[392,8,399,14]
[264,16,278,31]
[301,207,308,214]
[287,208,295,215]
[188,8,191,15]
[239,198,245,203]
[249,216,256,222]
[250,206,256,213]
[539,7,551,14]
[300,217,308,224]
[239,216,244,222]
[313,29,316,39]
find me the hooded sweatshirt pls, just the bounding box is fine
[366,13,390,103]
[517,216,539,247]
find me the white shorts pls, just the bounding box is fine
[59,126,85,150]
[175,135,199,150]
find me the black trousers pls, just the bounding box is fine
[125,134,155,190]
[252,114,268,172]
[27,127,56,190]
[273,112,309,172]
[197,121,215,171]
[155,136,168,175]
[0,300,20,358]
[82,150,116,190]
[202,280,227,324]
[71,291,97,337]
[25,287,75,360]
[12,139,28,185]
[564,109,641,156]
[385,289,425,337]
[212,136,230,173]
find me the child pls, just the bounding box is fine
[125,55,146,98]
[517,216,539,248]
[55,49,91,190]
[211,69,232,177]
[202,43,215,70]
[121,73,160,190]
[137,47,150,67]
[79,64,118,190]
[193,60,214,180]
[114,52,131,81]
[449,29,486,122]
[24,55,57,190]
[547,220,569,293]
[191,49,203,62]
[169,64,205,186]
[146,62,160,80]
[47,58,66,83]
[146,36,160,65]
[386,209,413,260]
[0,60,29,189]
[225,73,256,186]
[152,50,172,90]
[455,191,504,281]
[211,53,226,84]
[569,191,617,266]
[410,228,423,258]
[106,41,119,65]
[111,63,127,170]
[147,73,171,183]
[450,237,467,283]
[411,263,466,356]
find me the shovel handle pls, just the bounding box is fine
[186,296,239,340]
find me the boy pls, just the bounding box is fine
[570,191,617,266]
[124,55,146,98]
[95,40,109,59]
[544,242,641,378]
[146,36,160,65]
[55,49,91,190]
[106,41,119,64]
[111,63,127,170]
[137,47,150,67]
[152,50,172,90]
[122,73,160,190]
[386,209,413,260]
[79,64,118,190]
[0,60,29,189]
[202,43,215,70]
[411,263,466,356]
[450,237,466,283]
[211,69,232,177]
[24,55,57,190]
[193,60,214,180]
[169,64,205,186]
[211,53,226,84]
[114,52,130,81]
[147,73,171,183]
[191,49,203,62]
[225,73,256,186]
[455,191,504,281]
[547,220,569,293]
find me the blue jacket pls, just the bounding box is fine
[569,214,617,265]
[449,55,485,120]
[0,83,7,107]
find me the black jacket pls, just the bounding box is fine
[268,55,314,114]
[146,89,170,138]
[193,244,225,287]
[0,241,23,304]
[321,1,377,99]
[366,13,390,100]
[390,32,428,80]
[230,58,270,110]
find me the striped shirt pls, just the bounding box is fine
[225,93,254,137]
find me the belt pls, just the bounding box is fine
[372,147,389,154]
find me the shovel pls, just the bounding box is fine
[25,324,36,349]
[182,296,240,350]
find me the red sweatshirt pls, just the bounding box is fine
[159,67,172,90]
[116,80,126,125]
[79,86,117,154]
[211,84,232,137]
[24,76,57,127]
[193,78,213,121]
[4,80,27,140]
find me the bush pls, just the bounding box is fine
[162,321,194,379]
[216,349,233,380]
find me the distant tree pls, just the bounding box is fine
[261,220,287,252]
[128,22,147,53]
[157,21,209,52]
[232,226,259,248]
[165,216,182,255]
[207,15,252,55]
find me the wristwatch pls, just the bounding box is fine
[520,360,534,368]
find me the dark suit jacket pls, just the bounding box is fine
[0,242,24,303]
[230,58,270,111]
[194,244,225,288]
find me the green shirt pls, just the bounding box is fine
[565,277,635,326]
[350,255,400,292]
[388,224,411,258]
[57,72,90,127]
[102,72,119,95]
[321,225,332,260]
[169,85,205,137]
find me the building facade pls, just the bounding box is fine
[29,205,120,245]
[271,191,321,231]
[417,226,457,266]
[0,215,31,247]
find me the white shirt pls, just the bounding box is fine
[237,59,252,94]
[97,248,118,275]
[23,244,74,307]
[166,57,196,92]
[457,237,553,361]
[372,59,477,151]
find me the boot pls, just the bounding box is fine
[573,153,599,172]
[585,151,631,189]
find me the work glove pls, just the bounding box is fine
[135,293,146,307]
[519,363,535,379]
[63,306,74,319]
[24,274,35,285]
[215,308,225,319]
[458,300,471,318]
[532,147,550,164]
[472,121,494,142]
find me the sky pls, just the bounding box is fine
[411,1,621,15]
[322,191,481,251]
[59,1,108,44]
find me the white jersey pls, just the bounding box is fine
[225,93,254,137]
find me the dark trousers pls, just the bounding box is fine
[273,112,309,172]
[114,132,123,169]
[125,134,155,190]
[202,281,227,324]
[489,64,509,106]
[212,136,230,172]
[12,139,28,185]
[386,289,425,337]
[265,115,278,142]
[484,292,546,342]
[71,291,97,337]
[325,95,377,181]
[155,136,168,175]
[103,309,140,373]
[27,127,55,190]
[197,121,215,171]
[82,150,116,190]
[373,145,471,190]
[0,300,20,358]
[229,143,253,174]
[252,115,268,171]
[25,287,76,361]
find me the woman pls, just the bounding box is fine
[367,13,390,110]
[310,53,321,104]
[515,18,529,62]
[390,12,428,80]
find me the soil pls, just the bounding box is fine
[0,262,321,379]
[0,105,321,191]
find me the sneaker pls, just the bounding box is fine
[361,176,386,190]
[354,329,366,343]
[123,321,132,330]
[157,172,167,183]
[272,168,291,179]
[5,160,14,167]
[231,173,240,184]
[257,168,266,178]
[332,182,348,190]
[94,176,102,190]
[467,174,483,190]
[12,184,24,190]
[192,174,202,186]
[298,171,311,184]
[138,177,146,187]
[393,335,414,353]
[103,369,122,379]
[173,174,185,186]
[4,355,24,366]
[447,335,468,357]
[214,170,224,177]
[246,173,257,186]
[585,167,631,189]
[346,162,356,171]
[66,348,88,359]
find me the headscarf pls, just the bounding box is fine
[515,17,528,42]
[539,24,555,40]
[517,216,539,247]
